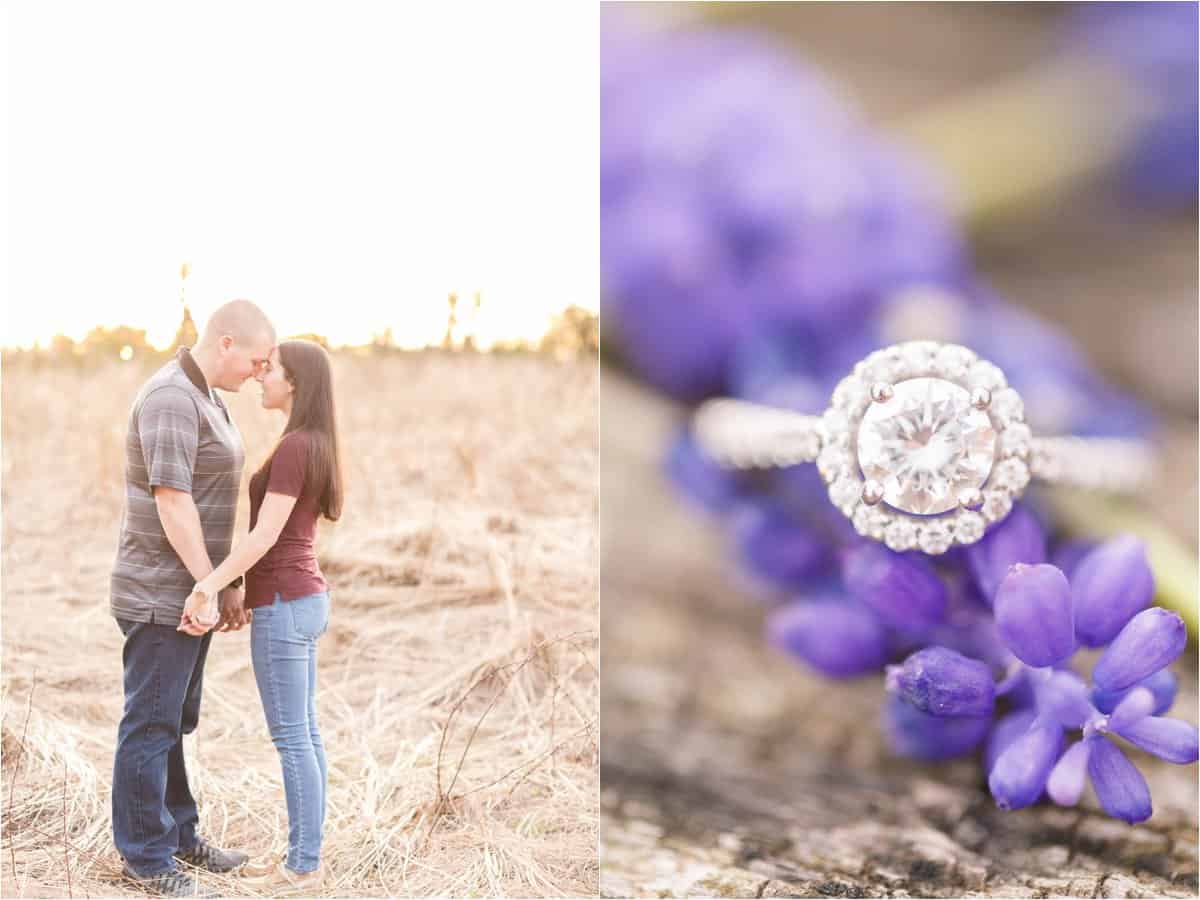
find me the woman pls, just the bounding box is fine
[180,338,343,892]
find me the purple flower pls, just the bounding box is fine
[767,594,888,678]
[841,541,947,631]
[888,542,1197,822]
[1037,670,1097,729]
[964,503,1047,605]
[664,428,753,515]
[601,21,964,400]
[1071,535,1154,647]
[1091,668,1177,716]
[1050,539,1098,580]
[602,185,747,399]
[1092,607,1187,693]
[885,647,995,718]
[729,328,830,413]
[1043,681,1197,824]
[985,708,1039,775]
[1004,604,1192,822]
[730,502,830,589]
[1112,714,1200,765]
[883,694,991,762]
[988,716,1064,811]
[1083,738,1153,824]
[994,564,1075,668]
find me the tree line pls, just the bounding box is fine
[2,299,598,367]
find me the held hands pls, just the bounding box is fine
[177,579,251,635]
[217,585,252,632]
[178,582,220,636]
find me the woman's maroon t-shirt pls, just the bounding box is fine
[245,430,329,608]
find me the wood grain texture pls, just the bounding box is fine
[600,374,1199,899]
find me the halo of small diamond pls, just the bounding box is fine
[954,510,987,545]
[918,520,954,555]
[821,340,1031,555]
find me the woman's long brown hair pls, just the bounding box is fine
[257,339,344,521]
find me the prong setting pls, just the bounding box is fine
[958,487,984,510]
[971,387,992,410]
[870,382,894,404]
[862,480,885,506]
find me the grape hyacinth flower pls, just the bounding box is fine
[602,16,967,401]
[887,533,1198,823]
[767,524,1008,691]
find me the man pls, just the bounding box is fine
[110,300,275,897]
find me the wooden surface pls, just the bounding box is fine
[599,374,1199,899]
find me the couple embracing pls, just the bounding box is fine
[109,299,342,896]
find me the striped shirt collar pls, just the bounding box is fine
[177,346,209,395]
[177,346,227,416]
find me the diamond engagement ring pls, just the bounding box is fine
[691,341,1155,555]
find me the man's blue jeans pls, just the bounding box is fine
[251,591,330,875]
[112,616,213,876]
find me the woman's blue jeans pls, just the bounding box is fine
[251,591,330,874]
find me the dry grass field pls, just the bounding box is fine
[0,350,598,898]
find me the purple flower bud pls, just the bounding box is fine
[1051,540,1097,580]
[1087,737,1152,824]
[1092,668,1178,716]
[1092,608,1187,694]
[994,564,1075,667]
[664,429,749,515]
[985,708,1038,775]
[842,542,947,631]
[1036,670,1096,729]
[602,184,745,400]
[882,694,991,762]
[885,647,994,718]
[1046,738,1094,807]
[729,328,828,412]
[771,462,837,515]
[988,717,1063,811]
[965,504,1046,604]
[767,597,887,678]
[1107,687,1157,734]
[1111,717,1200,765]
[731,503,828,588]
[926,616,1009,669]
[1071,535,1154,648]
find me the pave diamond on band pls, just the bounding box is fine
[691,341,1155,555]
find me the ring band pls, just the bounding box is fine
[691,341,1155,555]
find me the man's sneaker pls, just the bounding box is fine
[121,865,220,898]
[175,837,249,874]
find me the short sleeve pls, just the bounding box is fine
[267,432,309,498]
[138,386,199,492]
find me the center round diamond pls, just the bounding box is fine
[856,377,997,515]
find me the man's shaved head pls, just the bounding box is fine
[198,299,276,350]
[193,299,277,391]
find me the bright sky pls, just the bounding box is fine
[3,2,598,350]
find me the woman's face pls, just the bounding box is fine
[258,348,293,411]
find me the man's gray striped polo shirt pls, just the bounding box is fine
[110,349,245,625]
